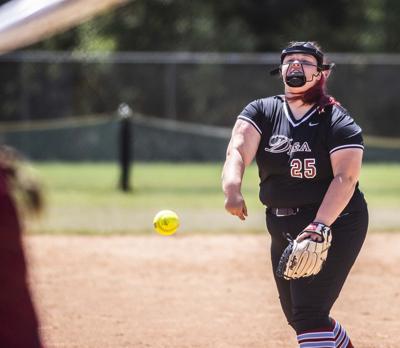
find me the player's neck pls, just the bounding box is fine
[285,97,315,120]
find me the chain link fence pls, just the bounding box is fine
[0,51,399,161]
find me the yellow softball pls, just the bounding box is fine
[153,210,180,236]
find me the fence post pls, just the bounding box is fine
[118,103,133,192]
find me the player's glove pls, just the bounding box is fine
[276,222,332,280]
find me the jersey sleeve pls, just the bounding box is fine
[327,111,364,155]
[237,99,265,135]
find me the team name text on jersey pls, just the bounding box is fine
[265,135,311,155]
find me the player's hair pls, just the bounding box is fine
[285,41,339,110]
[0,145,44,215]
[302,73,338,110]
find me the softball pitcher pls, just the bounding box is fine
[222,41,368,347]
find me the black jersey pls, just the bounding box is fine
[238,95,365,211]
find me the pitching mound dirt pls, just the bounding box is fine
[25,233,399,348]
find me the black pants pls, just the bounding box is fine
[266,200,368,334]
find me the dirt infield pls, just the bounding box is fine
[24,233,399,348]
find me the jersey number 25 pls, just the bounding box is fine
[290,158,316,179]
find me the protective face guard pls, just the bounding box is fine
[270,41,335,77]
[283,62,307,88]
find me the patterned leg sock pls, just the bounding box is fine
[332,320,353,348]
[296,319,354,348]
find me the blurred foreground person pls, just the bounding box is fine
[0,145,44,347]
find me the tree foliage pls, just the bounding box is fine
[2,0,399,137]
[34,0,400,52]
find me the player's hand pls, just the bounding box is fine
[224,192,248,220]
[296,232,323,242]
[296,222,325,242]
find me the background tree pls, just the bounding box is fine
[1,0,399,136]
[33,0,400,52]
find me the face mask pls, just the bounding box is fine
[269,42,335,85]
[284,62,307,87]
[283,61,320,88]
[285,72,306,87]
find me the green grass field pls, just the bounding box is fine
[26,162,400,235]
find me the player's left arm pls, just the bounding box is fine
[313,148,363,226]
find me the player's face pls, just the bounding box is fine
[281,53,321,92]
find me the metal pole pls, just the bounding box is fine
[118,103,133,192]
